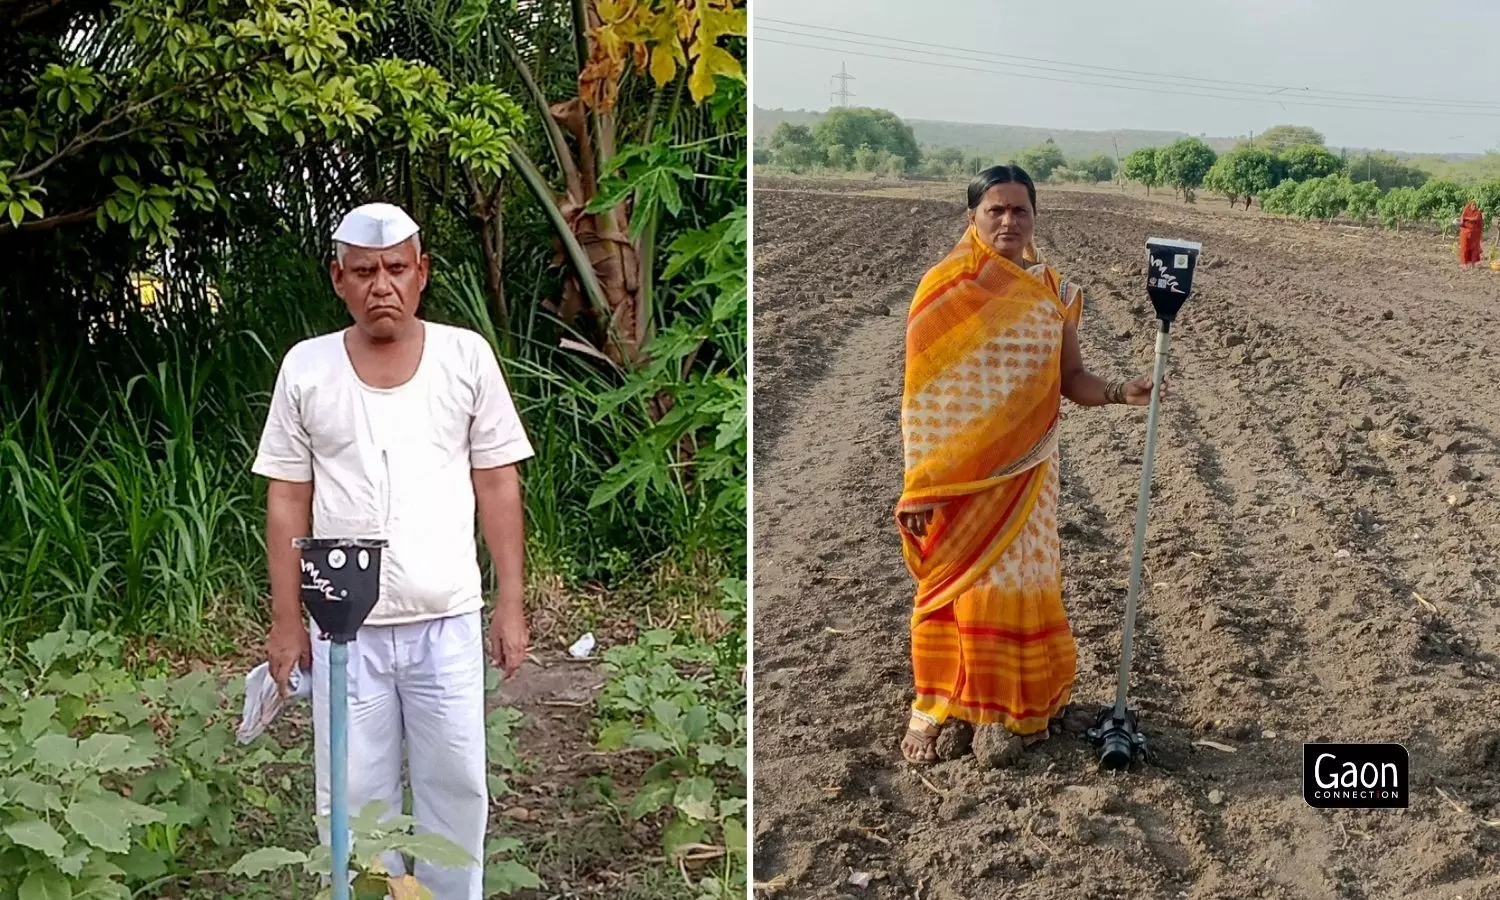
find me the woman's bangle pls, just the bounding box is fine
[1106,380,1124,404]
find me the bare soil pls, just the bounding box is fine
[751,177,1500,900]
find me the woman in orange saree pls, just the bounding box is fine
[1458,201,1483,267]
[897,165,1165,764]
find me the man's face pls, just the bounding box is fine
[331,238,428,341]
[969,183,1034,260]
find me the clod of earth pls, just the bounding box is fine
[972,726,1024,769]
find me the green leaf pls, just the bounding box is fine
[79,858,126,882]
[167,670,216,718]
[3,777,64,812]
[18,869,71,900]
[628,779,674,820]
[20,695,57,741]
[681,704,710,743]
[94,694,150,727]
[486,774,511,798]
[32,735,78,770]
[70,879,126,900]
[485,837,524,857]
[661,815,708,859]
[595,721,631,752]
[390,831,475,870]
[8,200,23,227]
[673,776,717,821]
[722,817,746,857]
[75,734,155,773]
[350,798,393,833]
[4,818,67,858]
[56,847,92,877]
[626,731,673,752]
[483,859,541,895]
[227,846,308,877]
[21,196,43,218]
[65,795,165,853]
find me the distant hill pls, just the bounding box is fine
[753,106,1481,163]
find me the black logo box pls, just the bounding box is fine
[1302,743,1409,809]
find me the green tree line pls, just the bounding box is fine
[1119,126,1496,235]
[758,109,1119,183]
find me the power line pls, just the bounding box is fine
[756,34,1500,120]
[830,62,855,107]
[759,17,1500,114]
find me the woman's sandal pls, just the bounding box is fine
[901,726,939,764]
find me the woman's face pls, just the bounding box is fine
[969,182,1034,260]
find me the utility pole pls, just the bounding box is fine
[830,63,855,108]
[1112,137,1123,191]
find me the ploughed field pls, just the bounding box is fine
[751,177,1500,899]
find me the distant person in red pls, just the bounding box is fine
[1458,201,1484,267]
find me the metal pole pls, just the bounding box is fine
[1112,323,1172,718]
[330,640,350,900]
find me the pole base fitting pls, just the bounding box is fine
[1087,706,1149,771]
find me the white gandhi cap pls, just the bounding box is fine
[332,202,420,249]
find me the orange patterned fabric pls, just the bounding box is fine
[897,225,1081,734]
[1460,201,1484,266]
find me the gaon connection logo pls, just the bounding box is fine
[1302,743,1409,809]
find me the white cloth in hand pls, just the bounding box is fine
[237,661,311,744]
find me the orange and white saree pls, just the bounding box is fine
[896,226,1081,736]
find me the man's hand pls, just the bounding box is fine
[1123,374,1170,406]
[474,463,528,678]
[489,600,529,676]
[266,617,311,699]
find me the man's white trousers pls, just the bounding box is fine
[310,610,487,899]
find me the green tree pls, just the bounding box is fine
[852,143,881,171]
[1,0,746,368]
[768,122,815,153]
[775,143,820,171]
[1254,124,1325,152]
[1204,146,1279,208]
[825,142,850,169]
[1344,179,1383,224]
[1160,138,1217,201]
[1415,178,1468,231]
[1260,180,1300,215]
[1468,178,1500,223]
[1075,154,1118,183]
[1379,186,1421,231]
[1203,157,1238,206]
[1279,144,1345,182]
[1122,147,1162,195]
[769,122,818,170]
[813,107,919,168]
[926,145,966,173]
[1291,174,1350,221]
[1014,140,1067,182]
[1347,152,1428,191]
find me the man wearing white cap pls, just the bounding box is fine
[252,201,533,897]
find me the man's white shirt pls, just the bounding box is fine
[253,321,534,626]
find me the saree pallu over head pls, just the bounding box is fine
[896,225,1077,622]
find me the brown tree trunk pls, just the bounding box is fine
[466,171,508,336]
[548,97,643,368]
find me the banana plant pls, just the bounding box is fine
[497,0,744,370]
